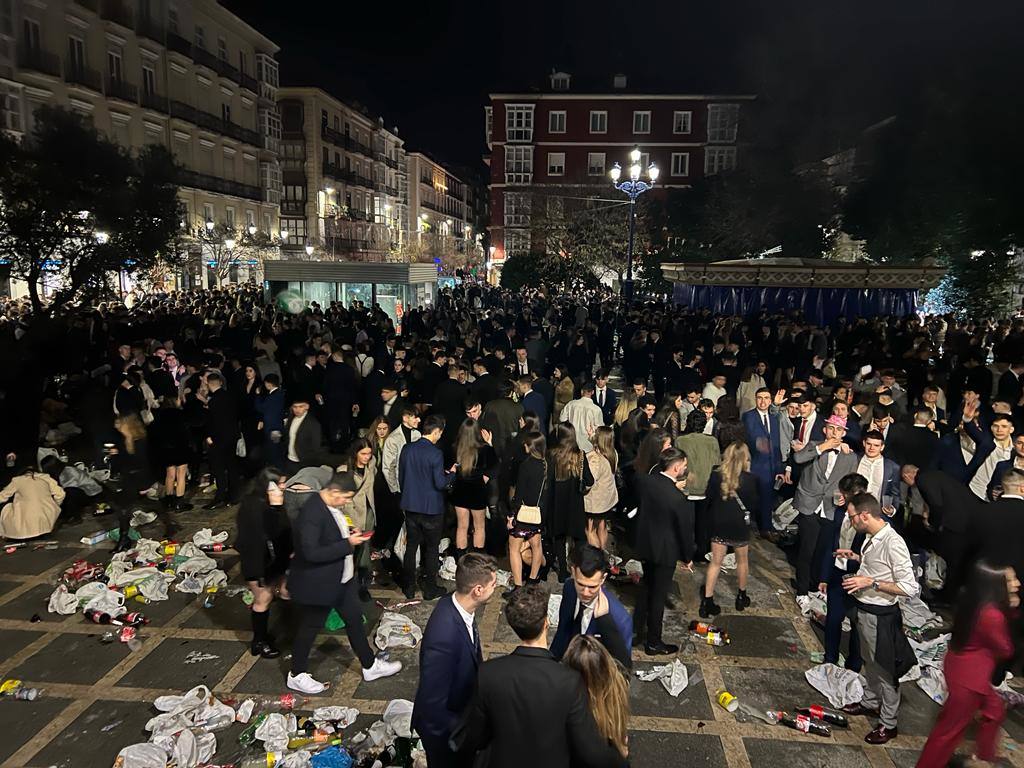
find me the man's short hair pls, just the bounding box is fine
[848,492,882,518]
[871,404,891,421]
[755,387,772,397]
[464,396,482,412]
[505,583,549,641]
[580,380,596,395]
[571,544,608,578]
[862,429,886,444]
[992,413,1014,426]
[399,404,418,419]
[206,371,224,387]
[638,395,657,409]
[455,552,498,594]
[685,408,707,433]
[632,377,646,388]
[421,414,446,435]
[596,368,610,380]
[659,447,687,472]
[325,471,357,493]
[914,406,933,424]
[1002,468,1024,492]
[263,373,280,387]
[380,380,399,393]
[838,472,869,496]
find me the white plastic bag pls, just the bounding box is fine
[255,712,290,752]
[636,659,689,697]
[900,596,943,632]
[193,528,229,547]
[438,556,457,582]
[47,584,78,615]
[383,699,414,738]
[547,593,563,628]
[704,551,737,571]
[925,553,947,589]
[773,498,799,530]
[83,588,126,618]
[374,611,423,651]
[917,666,948,705]
[312,706,359,728]
[171,728,216,768]
[804,663,866,708]
[114,742,168,768]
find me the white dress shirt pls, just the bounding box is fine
[452,595,476,643]
[813,447,840,518]
[970,441,1012,499]
[857,456,885,499]
[702,382,727,405]
[287,412,307,462]
[856,523,920,606]
[574,598,596,635]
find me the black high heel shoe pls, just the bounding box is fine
[250,639,281,659]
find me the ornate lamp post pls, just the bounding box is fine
[610,147,659,301]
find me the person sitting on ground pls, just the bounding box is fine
[0,461,65,539]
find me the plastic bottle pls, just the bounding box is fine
[85,608,116,625]
[370,744,398,768]
[255,693,309,712]
[691,630,730,646]
[778,712,831,737]
[191,713,234,733]
[239,752,284,768]
[238,713,269,747]
[199,543,226,552]
[688,620,725,636]
[0,684,39,701]
[795,705,849,728]
[122,611,149,626]
[286,733,340,750]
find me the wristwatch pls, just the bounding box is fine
[871,579,881,591]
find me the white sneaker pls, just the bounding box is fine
[796,595,812,615]
[287,671,327,694]
[362,656,403,682]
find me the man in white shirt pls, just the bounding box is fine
[965,399,1014,500]
[382,407,421,495]
[559,381,604,452]
[839,492,920,745]
[512,346,533,377]
[702,375,728,405]
[856,430,900,511]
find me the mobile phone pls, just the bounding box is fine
[361,530,374,538]
[859,364,872,377]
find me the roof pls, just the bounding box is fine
[661,257,946,290]
[489,70,755,100]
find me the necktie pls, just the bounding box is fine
[762,413,769,435]
[598,389,605,407]
[799,418,806,442]
[571,603,584,637]
[473,622,481,658]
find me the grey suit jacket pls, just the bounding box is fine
[792,443,861,516]
[770,406,797,464]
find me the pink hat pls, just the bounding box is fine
[825,414,848,431]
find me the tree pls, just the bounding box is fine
[192,222,280,285]
[0,106,182,314]
[500,250,573,292]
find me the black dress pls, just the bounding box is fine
[235,494,293,583]
[707,469,760,546]
[450,444,497,509]
[548,453,594,541]
[509,456,549,539]
[148,407,191,468]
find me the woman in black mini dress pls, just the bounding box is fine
[450,418,497,559]
[506,431,549,596]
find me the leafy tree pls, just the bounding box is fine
[500,250,573,292]
[192,223,281,285]
[0,106,182,314]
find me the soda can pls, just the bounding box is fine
[117,626,137,644]
[123,585,139,599]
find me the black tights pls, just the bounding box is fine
[290,583,375,675]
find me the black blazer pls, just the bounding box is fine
[451,647,626,768]
[471,372,501,406]
[916,469,980,534]
[886,423,938,469]
[634,471,695,566]
[285,413,324,466]
[974,497,1024,579]
[206,388,240,446]
[288,493,355,606]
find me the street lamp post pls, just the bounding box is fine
[610,147,659,301]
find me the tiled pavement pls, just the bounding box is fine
[0,512,1022,768]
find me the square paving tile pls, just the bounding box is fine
[1002,706,1024,742]
[0,584,72,623]
[0,578,22,597]
[10,631,130,685]
[0,547,85,576]
[126,591,198,626]
[709,614,804,658]
[29,699,153,768]
[627,730,725,768]
[720,665,821,718]
[234,635,357,695]
[713,568,786,611]
[352,646,419,701]
[743,737,871,768]
[0,695,73,764]
[889,678,941,737]
[887,748,924,768]
[0,628,45,659]
[115,638,245,689]
[630,660,714,719]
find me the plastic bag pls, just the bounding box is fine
[924,553,947,589]
[137,574,171,602]
[804,663,866,708]
[374,611,423,651]
[438,556,457,582]
[177,553,218,574]
[547,593,563,628]
[383,698,414,738]
[635,659,689,697]
[900,595,942,633]
[704,551,736,571]
[495,570,512,588]
[83,588,126,618]
[171,727,216,768]
[255,712,290,752]
[772,498,799,531]
[130,510,158,528]
[114,742,168,768]
[917,666,948,705]
[312,706,359,728]
[47,584,78,615]
[909,633,949,668]
[193,528,229,547]
[393,524,413,565]
[311,746,352,768]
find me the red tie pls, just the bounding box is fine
[799,419,806,442]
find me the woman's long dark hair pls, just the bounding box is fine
[950,559,1011,652]
[343,437,375,471]
[634,427,670,476]
[245,466,284,500]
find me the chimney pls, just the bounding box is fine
[613,73,628,89]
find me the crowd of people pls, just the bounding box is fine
[1,283,1023,766]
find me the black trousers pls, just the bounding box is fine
[208,445,240,501]
[403,511,443,587]
[935,528,971,596]
[291,582,375,674]
[419,734,473,768]
[634,561,675,645]
[796,513,826,595]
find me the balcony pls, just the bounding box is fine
[73,0,100,11]
[191,45,220,74]
[166,32,192,57]
[17,48,62,78]
[384,156,399,169]
[240,71,258,93]
[177,169,262,201]
[169,99,261,147]
[135,16,165,43]
[281,199,305,215]
[321,123,345,147]
[65,64,103,92]
[325,236,372,254]
[99,0,134,29]
[346,136,373,158]
[105,77,138,104]
[140,90,169,114]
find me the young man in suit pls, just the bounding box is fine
[516,374,549,428]
[414,553,498,768]
[452,584,625,768]
[256,373,286,468]
[819,473,867,671]
[550,545,632,668]
[593,369,618,425]
[741,387,784,534]
[856,430,902,513]
[204,372,241,509]
[399,414,456,600]
[284,397,324,475]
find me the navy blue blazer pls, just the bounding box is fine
[878,457,902,507]
[288,493,355,606]
[412,594,482,739]
[741,409,783,477]
[255,387,286,436]
[820,504,866,581]
[521,389,549,427]
[399,438,453,515]
[987,457,1015,500]
[550,579,633,669]
[929,432,977,484]
[594,387,618,425]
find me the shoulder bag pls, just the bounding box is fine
[516,461,545,525]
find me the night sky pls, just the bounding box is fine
[225,0,1022,175]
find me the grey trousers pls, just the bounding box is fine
[855,609,901,728]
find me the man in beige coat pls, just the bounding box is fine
[560,381,604,452]
[0,469,65,539]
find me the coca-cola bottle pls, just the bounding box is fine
[795,705,849,728]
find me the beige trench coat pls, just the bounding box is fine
[0,472,66,539]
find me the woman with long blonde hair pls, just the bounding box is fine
[562,635,630,760]
[701,441,758,618]
[613,391,637,427]
[450,418,497,559]
[584,426,619,550]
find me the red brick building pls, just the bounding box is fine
[484,72,755,273]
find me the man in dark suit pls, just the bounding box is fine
[255,373,286,468]
[886,408,939,469]
[434,365,469,458]
[204,371,241,509]
[593,369,618,425]
[290,350,320,406]
[399,414,456,600]
[529,371,554,421]
[550,545,632,668]
[997,363,1024,409]
[470,358,500,406]
[633,448,695,655]
[973,467,1024,580]
[413,553,498,768]
[986,434,1024,499]
[452,585,625,768]
[516,375,549,428]
[380,380,411,431]
[420,350,450,408]
[819,473,866,671]
[481,380,523,459]
[913,467,982,599]
[323,346,357,451]
[741,387,784,533]
[284,398,324,475]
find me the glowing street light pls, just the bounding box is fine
[609,147,659,301]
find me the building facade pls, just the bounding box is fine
[276,87,405,262]
[404,151,481,265]
[485,71,755,274]
[0,0,281,293]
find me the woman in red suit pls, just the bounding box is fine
[916,560,1019,768]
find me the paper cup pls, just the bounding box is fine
[717,689,739,712]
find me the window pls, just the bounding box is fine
[671,152,690,176]
[639,152,649,170]
[673,110,692,134]
[484,106,492,146]
[283,184,305,201]
[707,104,739,143]
[504,145,533,184]
[505,105,534,142]
[280,217,305,240]
[217,37,227,62]
[0,86,22,133]
[548,110,566,133]
[142,65,155,96]
[107,50,123,81]
[587,152,606,176]
[632,110,651,134]
[704,147,737,175]
[263,212,272,233]
[194,25,205,50]
[68,36,86,73]
[168,6,178,34]
[245,210,255,229]
[547,152,565,176]
[221,103,231,123]
[321,146,329,165]
[23,19,40,50]
[333,115,339,131]
[589,110,607,134]
[225,207,235,229]
[503,192,530,227]
[238,51,247,75]
[202,203,214,224]
[550,72,570,90]
[505,229,530,258]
